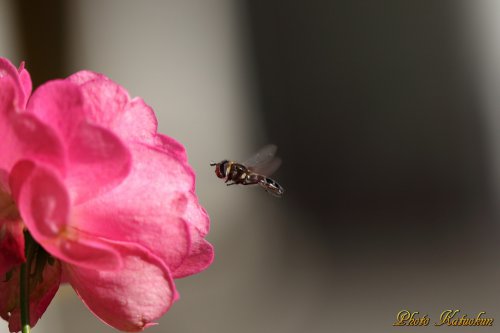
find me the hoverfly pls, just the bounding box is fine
[210,144,285,197]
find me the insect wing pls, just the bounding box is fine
[244,144,281,176]
[243,144,277,167]
[250,157,282,176]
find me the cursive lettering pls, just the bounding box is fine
[435,310,494,327]
[393,310,430,326]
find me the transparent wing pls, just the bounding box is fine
[244,144,281,176]
[250,157,282,176]
[243,144,277,166]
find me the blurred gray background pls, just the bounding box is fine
[1,0,500,332]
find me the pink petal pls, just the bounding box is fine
[74,142,193,270]
[68,71,161,145]
[0,58,26,108]
[0,70,16,111]
[11,162,123,270]
[27,80,132,203]
[172,195,213,278]
[77,76,129,127]
[12,161,69,239]
[17,62,32,106]
[26,80,85,139]
[0,260,61,332]
[66,122,131,203]
[8,160,35,202]
[0,219,25,276]
[66,70,101,86]
[0,77,66,174]
[114,97,158,143]
[64,242,176,332]
[155,134,188,163]
[172,239,214,278]
[183,192,210,236]
[0,58,20,82]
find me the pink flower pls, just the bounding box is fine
[0,58,213,332]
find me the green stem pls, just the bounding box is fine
[20,232,32,333]
[20,260,30,333]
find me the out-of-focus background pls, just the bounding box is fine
[2,1,500,332]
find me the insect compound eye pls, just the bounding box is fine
[215,160,228,178]
[219,163,226,177]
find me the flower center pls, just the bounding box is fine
[24,231,55,286]
[0,187,20,221]
[0,185,55,285]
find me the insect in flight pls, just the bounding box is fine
[210,144,285,197]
